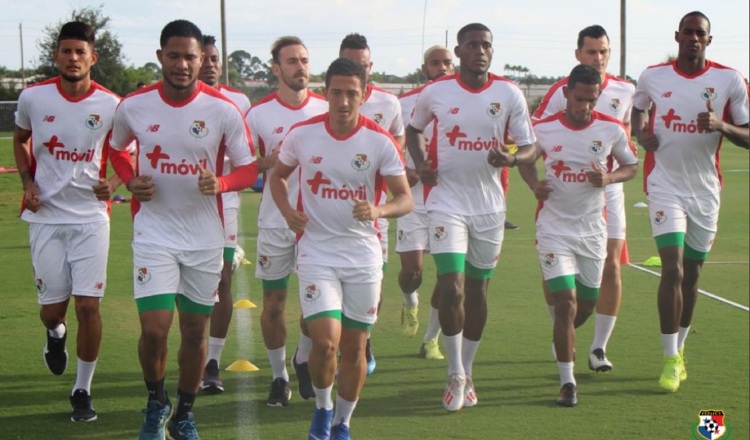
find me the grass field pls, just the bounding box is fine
[0,134,747,440]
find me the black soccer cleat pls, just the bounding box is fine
[43,324,68,376]
[70,389,97,422]
[556,382,578,407]
[266,378,292,407]
[292,350,315,400]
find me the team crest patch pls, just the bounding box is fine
[487,102,502,118]
[303,284,320,302]
[258,255,270,269]
[190,120,209,138]
[589,140,604,155]
[85,114,103,130]
[35,278,47,294]
[654,210,667,226]
[433,226,447,241]
[373,113,385,125]
[701,87,716,101]
[351,153,370,171]
[609,98,621,112]
[136,267,151,286]
[693,410,730,440]
[397,229,406,241]
[543,253,557,267]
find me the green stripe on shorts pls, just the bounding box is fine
[223,247,236,262]
[654,232,684,250]
[433,253,465,276]
[176,294,213,314]
[684,244,708,261]
[575,280,600,300]
[136,294,176,313]
[306,310,342,322]
[546,275,576,293]
[342,314,373,330]
[465,262,494,280]
[263,276,290,291]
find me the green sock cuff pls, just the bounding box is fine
[176,295,213,314]
[433,253,465,275]
[263,275,291,291]
[547,275,576,293]
[465,262,494,280]
[136,294,176,313]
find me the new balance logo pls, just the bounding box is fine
[449,107,459,114]
[273,126,284,134]
[552,145,563,152]
[43,115,55,122]
[309,156,323,164]
[662,91,672,98]
[147,124,160,132]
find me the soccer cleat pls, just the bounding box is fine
[308,408,334,440]
[556,382,578,407]
[291,351,316,400]
[201,359,224,394]
[504,220,519,230]
[330,423,352,440]
[401,305,419,337]
[266,378,292,407]
[678,349,688,381]
[138,396,174,440]
[231,245,246,272]
[419,339,445,360]
[366,354,377,376]
[658,354,682,392]
[43,324,68,376]
[442,373,466,412]
[70,389,97,422]
[463,376,478,408]
[588,348,613,372]
[167,412,200,440]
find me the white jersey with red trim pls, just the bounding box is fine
[409,73,535,215]
[633,61,749,196]
[110,82,256,250]
[218,84,252,210]
[534,111,638,236]
[278,114,405,267]
[246,91,328,229]
[15,77,120,224]
[399,84,435,212]
[361,84,404,138]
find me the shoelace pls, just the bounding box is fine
[141,405,167,433]
[173,418,199,440]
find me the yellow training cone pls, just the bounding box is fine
[225,359,259,372]
[233,299,257,309]
[643,256,662,267]
[242,258,252,265]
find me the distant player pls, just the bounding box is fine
[246,36,327,406]
[269,57,411,440]
[631,11,749,392]
[198,34,253,394]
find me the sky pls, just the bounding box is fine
[0,0,748,81]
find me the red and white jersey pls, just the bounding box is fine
[534,111,637,236]
[361,84,404,138]
[278,114,405,268]
[218,84,253,210]
[410,73,535,215]
[15,77,120,224]
[399,84,435,212]
[246,91,328,228]
[633,61,749,196]
[110,82,256,250]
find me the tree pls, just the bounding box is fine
[227,50,270,83]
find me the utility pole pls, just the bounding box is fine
[620,0,627,79]
[220,0,229,85]
[20,22,26,88]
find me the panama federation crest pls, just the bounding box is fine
[258,255,270,269]
[487,102,502,118]
[373,113,384,125]
[609,98,621,112]
[190,120,209,138]
[654,210,667,226]
[543,253,557,267]
[304,284,320,302]
[351,153,370,171]
[693,410,730,440]
[589,140,604,155]
[136,267,151,286]
[85,114,103,130]
[701,87,716,101]
[35,278,47,295]
[433,226,447,241]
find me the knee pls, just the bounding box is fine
[661,263,683,284]
[312,337,337,358]
[75,297,101,322]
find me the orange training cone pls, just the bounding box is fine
[620,241,630,265]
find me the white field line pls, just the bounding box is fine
[627,263,749,312]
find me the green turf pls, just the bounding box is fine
[0,137,747,439]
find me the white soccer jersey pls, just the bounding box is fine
[218,85,253,211]
[533,111,638,236]
[409,73,536,215]
[361,84,405,138]
[15,77,120,224]
[633,61,749,196]
[278,114,405,268]
[246,91,328,229]
[399,84,436,212]
[110,82,256,250]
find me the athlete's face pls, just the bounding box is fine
[326,74,364,132]
[423,49,454,81]
[455,31,493,76]
[575,36,610,77]
[340,48,372,82]
[157,36,204,92]
[54,39,98,83]
[563,82,600,126]
[273,44,310,92]
[675,16,711,62]
[199,44,222,87]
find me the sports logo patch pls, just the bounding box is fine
[351,153,370,171]
[701,87,716,101]
[190,120,209,138]
[487,102,502,118]
[85,114,103,130]
[433,226,447,241]
[589,140,604,155]
[373,113,385,125]
[609,98,621,112]
[136,267,151,286]
[397,229,406,242]
[543,253,557,267]
[258,255,270,269]
[693,410,730,440]
[654,210,667,226]
[304,284,320,302]
[35,278,47,294]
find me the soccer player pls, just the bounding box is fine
[339,33,406,375]
[397,45,453,358]
[246,36,327,406]
[631,11,749,392]
[108,20,258,439]
[520,64,638,406]
[13,20,120,423]
[532,25,636,372]
[198,34,253,394]
[269,57,411,440]
[406,23,537,412]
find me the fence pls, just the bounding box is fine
[0,101,18,133]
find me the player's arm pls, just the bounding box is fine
[406,124,437,186]
[379,174,413,219]
[697,98,749,148]
[13,125,41,212]
[268,160,308,233]
[515,144,551,201]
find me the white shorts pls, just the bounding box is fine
[255,227,297,280]
[428,211,504,269]
[395,209,430,253]
[648,191,719,252]
[378,218,389,264]
[133,242,222,307]
[297,264,382,326]
[536,232,606,288]
[223,207,238,249]
[605,186,626,240]
[29,222,109,305]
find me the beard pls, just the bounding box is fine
[60,71,86,83]
[282,73,308,92]
[163,74,197,91]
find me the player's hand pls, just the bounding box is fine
[487,142,515,168]
[531,179,552,201]
[127,175,156,202]
[23,182,42,212]
[284,210,309,233]
[198,165,220,195]
[418,160,438,186]
[586,161,608,188]
[352,198,378,222]
[636,131,659,152]
[697,99,724,133]
[405,167,420,187]
[92,178,112,201]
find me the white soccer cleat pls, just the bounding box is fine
[463,376,478,408]
[588,348,613,372]
[442,373,466,412]
[232,245,246,272]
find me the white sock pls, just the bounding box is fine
[661,333,679,357]
[296,333,313,363]
[314,384,334,410]
[461,337,480,377]
[49,322,66,339]
[547,305,556,322]
[677,326,691,351]
[207,337,226,366]
[267,346,289,381]
[333,395,358,427]
[443,332,464,375]
[591,314,617,352]
[423,307,441,341]
[72,358,97,394]
[557,361,576,386]
[402,291,418,307]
